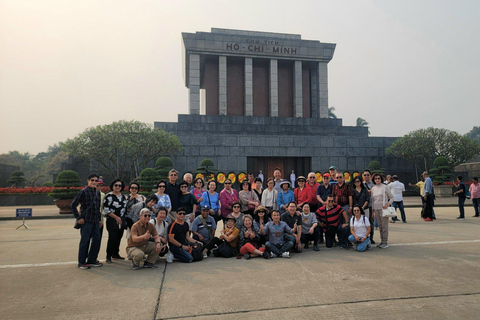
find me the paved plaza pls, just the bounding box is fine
[1,204,480,319]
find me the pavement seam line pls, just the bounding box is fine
[153,261,168,320]
[157,291,480,319]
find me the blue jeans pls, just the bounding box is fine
[265,240,293,255]
[169,243,193,263]
[392,201,406,222]
[78,221,101,265]
[473,198,480,216]
[458,197,466,218]
[348,235,371,252]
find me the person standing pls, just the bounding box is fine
[306,172,320,212]
[71,174,103,269]
[277,181,294,213]
[389,175,407,223]
[470,177,480,217]
[453,176,468,220]
[290,170,296,188]
[258,170,264,184]
[371,173,394,248]
[273,167,286,192]
[166,169,180,223]
[219,179,239,221]
[104,178,128,263]
[362,170,376,243]
[294,176,310,211]
[422,171,435,221]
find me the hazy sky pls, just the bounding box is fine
[1,0,479,155]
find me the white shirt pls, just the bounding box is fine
[388,180,405,202]
[350,216,370,238]
[150,218,168,239]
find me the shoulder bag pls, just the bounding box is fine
[382,187,396,218]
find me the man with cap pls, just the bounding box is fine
[388,175,406,223]
[328,166,338,185]
[422,171,434,221]
[191,205,217,258]
[127,208,162,270]
[306,172,320,212]
[277,180,295,213]
[294,176,310,211]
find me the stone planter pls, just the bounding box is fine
[54,199,74,214]
[433,185,454,197]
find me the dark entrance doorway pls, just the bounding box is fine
[247,157,311,187]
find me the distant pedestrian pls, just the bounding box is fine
[71,174,103,270]
[453,176,467,220]
[389,175,406,223]
[470,177,480,217]
[422,171,435,221]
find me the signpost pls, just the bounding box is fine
[16,208,31,230]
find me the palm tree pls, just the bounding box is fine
[328,107,337,119]
[356,117,370,134]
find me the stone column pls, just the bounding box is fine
[269,59,278,117]
[318,62,329,118]
[219,56,227,115]
[188,54,200,114]
[245,58,253,116]
[294,60,303,117]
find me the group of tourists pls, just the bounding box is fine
[72,165,421,270]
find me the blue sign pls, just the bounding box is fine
[16,208,32,218]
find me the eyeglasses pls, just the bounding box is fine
[169,174,178,176]
[336,176,343,179]
[374,177,382,180]
[90,179,98,182]
[309,177,315,179]
[177,212,186,215]
[180,185,188,188]
[114,184,122,187]
[130,187,138,190]
[143,214,151,218]
[224,182,232,185]
[195,181,203,184]
[158,185,166,188]
[233,205,240,208]
[353,210,361,213]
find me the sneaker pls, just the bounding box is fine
[131,262,141,270]
[106,256,112,263]
[456,217,465,220]
[244,254,251,260]
[78,264,90,270]
[112,255,125,260]
[87,261,103,267]
[424,217,433,221]
[263,251,270,259]
[304,243,309,249]
[166,252,174,263]
[366,243,372,250]
[313,245,320,251]
[203,252,208,259]
[341,245,349,250]
[403,221,407,223]
[281,252,290,258]
[270,252,277,258]
[378,243,388,249]
[143,262,158,269]
[377,242,383,248]
[370,240,376,245]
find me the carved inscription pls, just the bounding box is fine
[225,38,298,55]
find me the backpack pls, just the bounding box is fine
[190,243,204,262]
[461,182,471,199]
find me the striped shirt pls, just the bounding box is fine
[316,204,345,232]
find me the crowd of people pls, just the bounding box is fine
[70,167,480,270]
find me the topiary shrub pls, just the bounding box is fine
[368,160,386,174]
[7,171,26,188]
[155,157,173,180]
[43,181,53,187]
[48,170,82,199]
[430,156,453,184]
[194,158,218,180]
[138,168,161,192]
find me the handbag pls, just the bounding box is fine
[382,187,397,218]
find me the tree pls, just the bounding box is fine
[386,127,480,171]
[155,157,173,180]
[429,156,453,185]
[356,117,370,134]
[328,107,337,119]
[368,161,385,174]
[63,120,182,182]
[194,158,218,180]
[7,171,26,187]
[466,126,480,144]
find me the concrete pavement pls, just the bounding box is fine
[1,206,480,319]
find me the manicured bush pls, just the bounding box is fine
[48,170,82,200]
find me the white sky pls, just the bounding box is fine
[1,0,479,154]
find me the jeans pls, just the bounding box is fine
[265,240,293,256]
[78,221,101,265]
[473,198,480,216]
[458,197,466,218]
[169,243,193,263]
[284,234,301,252]
[392,201,406,222]
[348,235,371,252]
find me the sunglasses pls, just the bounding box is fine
[180,185,188,188]
[177,212,186,215]
[90,179,98,182]
[327,200,334,202]
[130,187,138,190]
[233,205,240,208]
[158,185,166,188]
[224,182,232,185]
[143,214,151,218]
[114,184,122,187]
